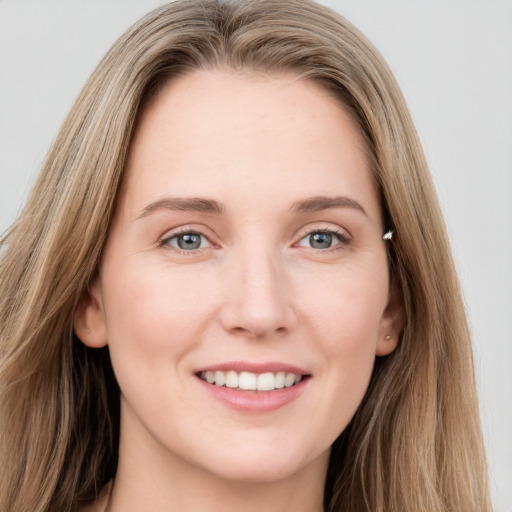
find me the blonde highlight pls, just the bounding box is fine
[0,1,490,510]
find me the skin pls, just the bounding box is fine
[76,70,403,512]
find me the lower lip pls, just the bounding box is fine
[195,376,309,413]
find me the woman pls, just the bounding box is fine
[0,1,491,511]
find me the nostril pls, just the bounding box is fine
[229,325,288,340]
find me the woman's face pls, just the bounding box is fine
[76,70,402,484]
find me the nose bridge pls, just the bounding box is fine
[221,242,296,338]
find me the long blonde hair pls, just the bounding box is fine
[0,1,490,510]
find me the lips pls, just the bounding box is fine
[194,362,311,412]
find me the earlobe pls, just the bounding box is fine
[73,278,108,348]
[376,277,405,356]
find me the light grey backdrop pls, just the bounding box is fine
[1,1,511,510]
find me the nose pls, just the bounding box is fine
[219,250,297,340]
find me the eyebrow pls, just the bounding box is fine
[136,194,367,220]
[136,197,224,219]
[290,196,367,216]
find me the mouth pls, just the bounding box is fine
[194,363,310,412]
[198,370,307,391]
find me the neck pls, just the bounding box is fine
[109,452,328,512]
[107,410,328,512]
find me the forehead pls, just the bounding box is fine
[119,69,380,223]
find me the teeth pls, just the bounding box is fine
[256,372,275,391]
[284,373,295,388]
[200,370,303,391]
[214,370,226,387]
[239,371,257,390]
[225,370,238,388]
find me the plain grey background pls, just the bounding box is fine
[1,1,511,510]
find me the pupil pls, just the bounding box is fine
[311,232,332,249]
[178,233,201,250]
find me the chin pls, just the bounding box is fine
[187,440,330,485]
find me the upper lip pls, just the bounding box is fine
[194,361,310,375]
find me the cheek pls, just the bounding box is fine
[301,266,387,415]
[102,262,219,370]
[315,286,381,383]
[302,263,388,348]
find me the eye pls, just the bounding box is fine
[162,231,211,251]
[296,230,348,250]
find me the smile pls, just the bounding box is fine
[199,370,303,391]
[195,362,310,412]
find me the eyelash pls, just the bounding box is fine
[159,228,213,254]
[159,226,351,254]
[295,227,350,251]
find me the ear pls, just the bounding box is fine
[376,277,405,356]
[74,277,108,348]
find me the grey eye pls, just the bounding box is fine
[167,232,209,251]
[309,232,333,249]
[297,230,345,250]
